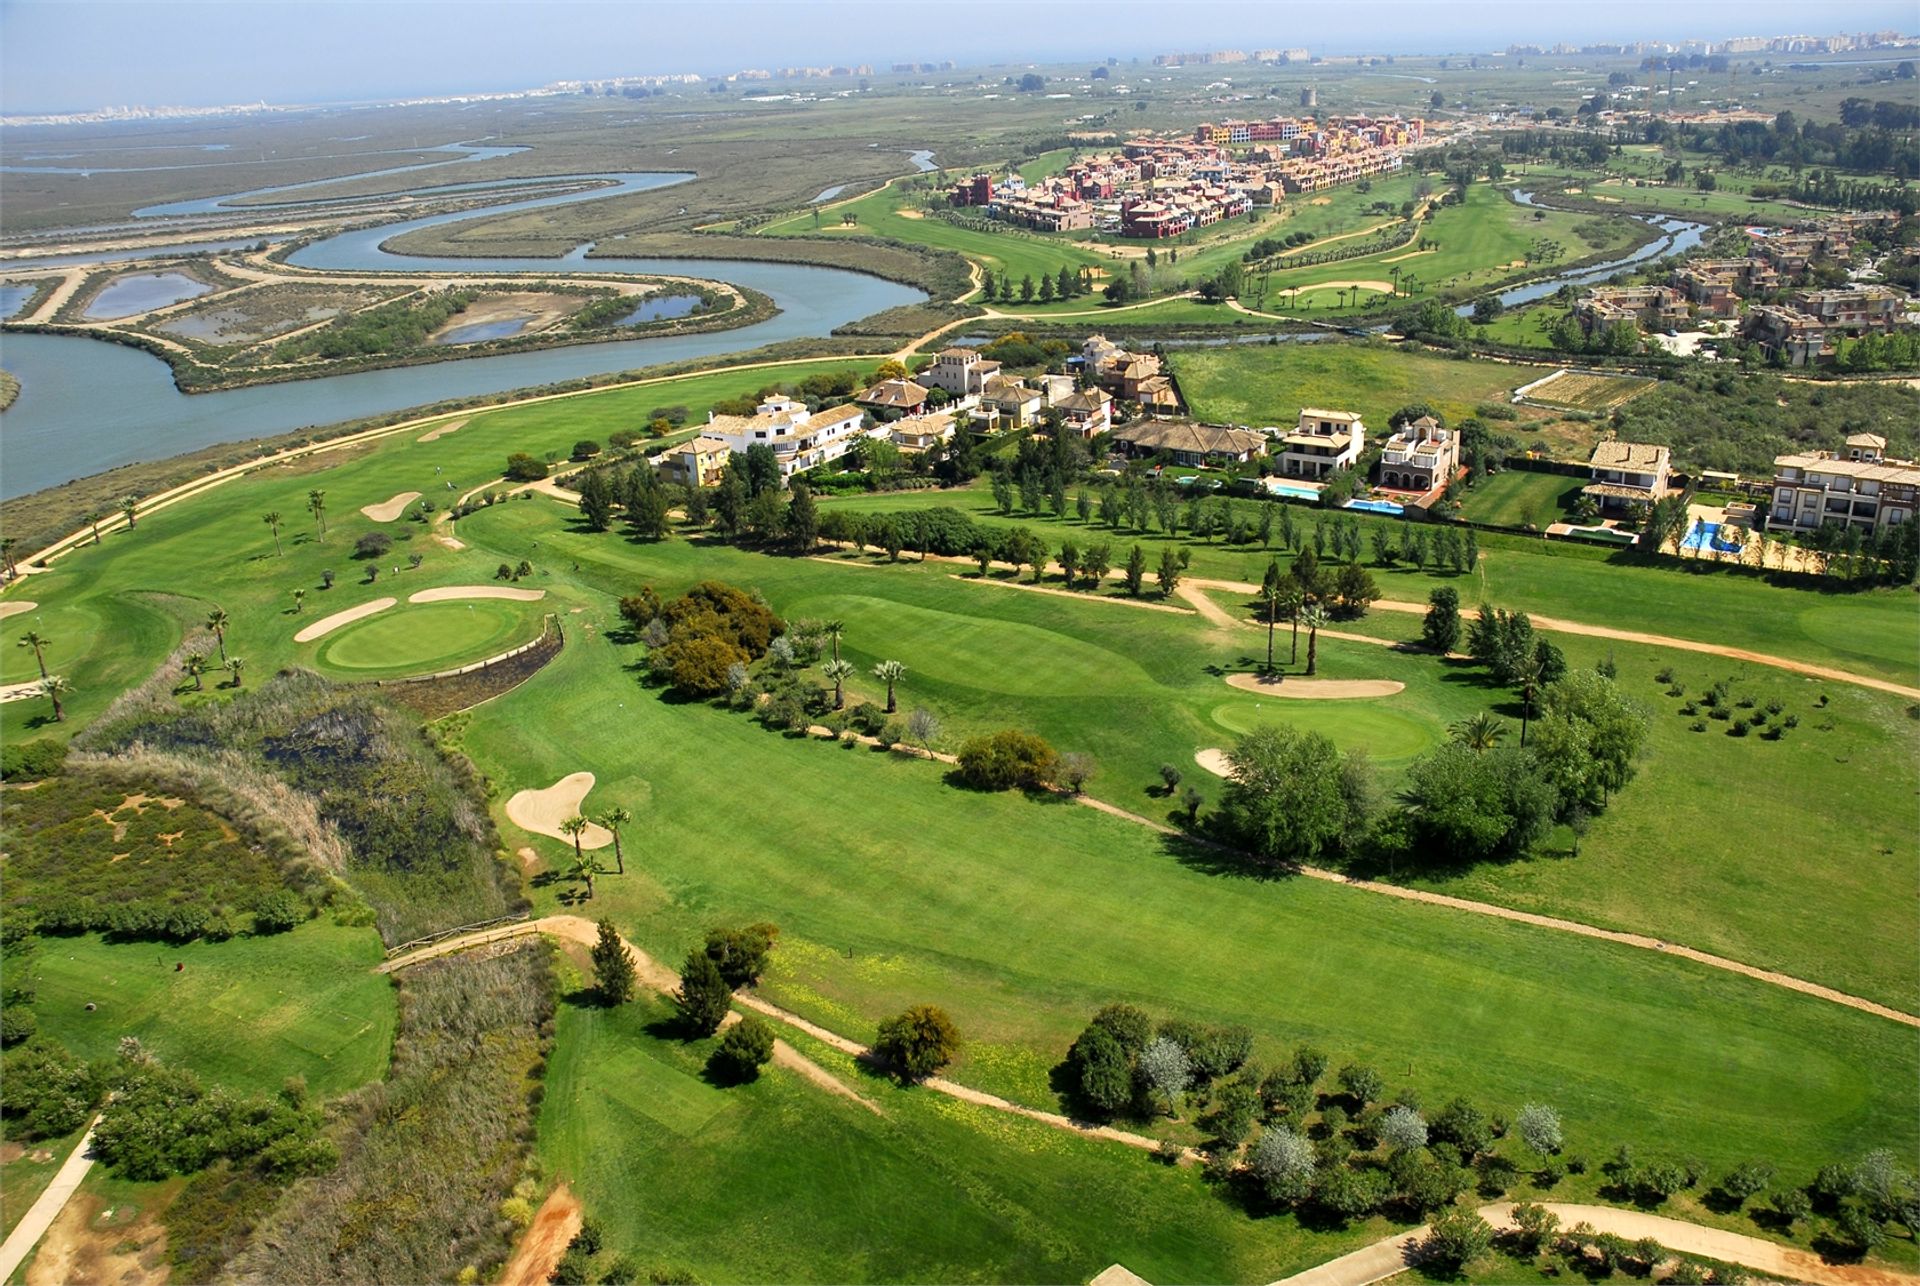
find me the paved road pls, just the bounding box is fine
[0,1118,98,1283]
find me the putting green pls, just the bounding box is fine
[1210,699,1441,765]
[315,599,539,676]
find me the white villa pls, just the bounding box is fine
[920,348,1002,397]
[1275,408,1366,479]
[1378,415,1459,492]
[1583,440,1672,514]
[704,395,879,480]
[1767,433,1919,534]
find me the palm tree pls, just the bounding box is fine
[1450,712,1506,751]
[291,588,306,614]
[85,512,104,545]
[263,511,283,555]
[822,659,854,711]
[872,660,906,714]
[206,608,230,661]
[565,848,596,900]
[595,807,631,875]
[0,537,16,578]
[40,674,70,723]
[183,651,208,692]
[224,656,246,688]
[1516,655,1544,747]
[1301,604,1330,677]
[16,630,50,680]
[1260,584,1282,671]
[307,490,327,536]
[823,619,845,665]
[1279,583,1305,664]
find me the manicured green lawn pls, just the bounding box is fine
[312,598,541,675]
[1209,696,1442,767]
[26,922,395,1100]
[539,986,1399,1284]
[1457,470,1585,529]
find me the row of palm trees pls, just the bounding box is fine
[810,618,907,714]
[15,629,70,722]
[557,806,633,900]
[1257,580,1333,676]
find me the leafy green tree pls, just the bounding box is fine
[874,1004,960,1081]
[1423,1207,1494,1271]
[1338,1062,1384,1108]
[1124,544,1147,596]
[1068,1023,1134,1118]
[956,729,1059,790]
[705,924,778,988]
[1220,726,1372,865]
[674,949,733,1035]
[710,1014,776,1083]
[591,919,635,1004]
[1156,547,1182,597]
[1516,1102,1563,1156]
[578,469,616,532]
[786,484,820,552]
[1400,744,1559,865]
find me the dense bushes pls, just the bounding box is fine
[273,290,476,362]
[874,1004,960,1082]
[92,1052,334,1181]
[0,1037,99,1139]
[77,668,520,947]
[956,729,1059,791]
[3,774,311,943]
[649,580,785,697]
[226,943,556,1285]
[0,738,66,780]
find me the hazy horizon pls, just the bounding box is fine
[2,0,1915,116]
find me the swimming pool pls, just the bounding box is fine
[1264,479,1321,502]
[1344,498,1405,516]
[1681,519,1743,554]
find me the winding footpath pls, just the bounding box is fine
[1272,1202,1920,1286]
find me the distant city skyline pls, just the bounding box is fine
[1,0,1914,116]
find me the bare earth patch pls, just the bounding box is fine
[359,491,421,522]
[25,1190,166,1286]
[1224,673,1405,699]
[293,596,395,643]
[505,772,611,849]
[416,417,468,443]
[498,1184,582,1286]
[0,601,39,620]
[408,585,545,604]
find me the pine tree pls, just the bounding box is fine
[592,919,636,1005]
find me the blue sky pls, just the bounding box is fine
[2,0,1913,114]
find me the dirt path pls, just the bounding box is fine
[1191,579,1920,702]
[497,1183,582,1286]
[0,1117,98,1283]
[1270,1202,1920,1286]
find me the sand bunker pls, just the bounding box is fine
[408,585,546,604]
[1309,197,1333,206]
[417,418,468,443]
[360,491,421,522]
[294,596,396,643]
[505,772,612,850]
[1224,673,1405,699]
[1305,280,1395,295]
[1195,748,1233,778]
[0,601,39,621]
[896,209,924,219]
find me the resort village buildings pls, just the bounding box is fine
[1767,434,1918,534]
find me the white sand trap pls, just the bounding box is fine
[1305,280,1394,295]
[505,772,612,849]
[408,585,546,604]
[1195,748,1232,778]
[0,680,47,704]
[416,418,469,443]
[0,601,39,621]
[360,491,421,522]
[1224,673,1405,699]
[294,596,396,643]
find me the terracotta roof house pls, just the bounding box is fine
[1277,409,1366,479]
[855,379,931,418]
[1583,440,1671,512]
[1053,388,1114,438]
[706,395,878,480]
[658,436,733,490]
[1112,420,1267,468]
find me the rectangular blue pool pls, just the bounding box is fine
[1681,519,1743,554]
[1344,498,1405,516]
[1264,479,1321,501]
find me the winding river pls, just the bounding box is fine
[0,163,924,498]
[2,166,1696,501]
